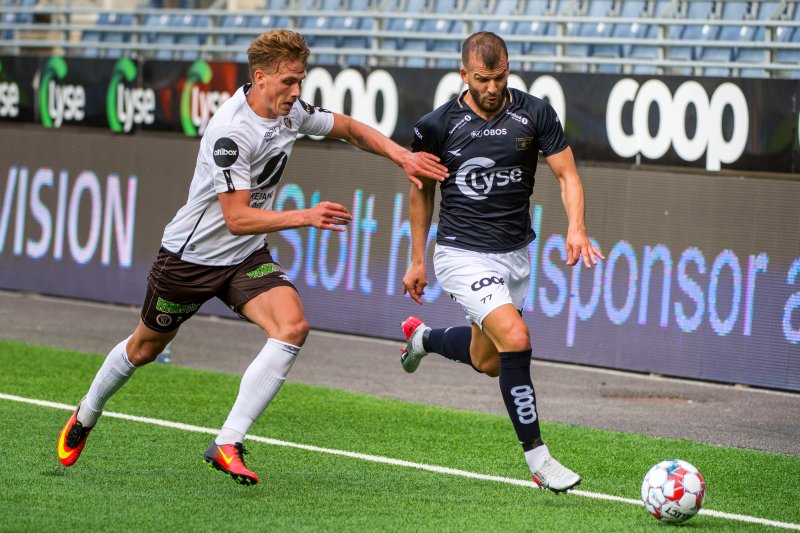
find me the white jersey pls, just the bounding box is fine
[161,84,334,265]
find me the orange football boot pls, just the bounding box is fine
[57,405,93,467]
[203,442,259,486]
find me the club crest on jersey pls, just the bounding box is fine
[516,137,534,150]
[283,117,292,128]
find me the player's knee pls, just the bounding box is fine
[127,344,160,366]
[274,318,309,346]
[501,326,530,352]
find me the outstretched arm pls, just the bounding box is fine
[326,112,448,189]
[402,179,437,304]
[545,147,605,268]
[218,190,352,235]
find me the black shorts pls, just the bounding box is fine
[140,246,296,332]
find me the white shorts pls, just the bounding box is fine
[433,243,530,328]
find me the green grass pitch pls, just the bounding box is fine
[1,340,798,531]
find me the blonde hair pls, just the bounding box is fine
[247,29,310,76]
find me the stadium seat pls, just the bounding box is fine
[775,27,800,77]
[220,14,247,46]
[380,0,428,66]
[626,23,659,74]
[735,27,769,78]
[174,14,209,61]
[692,2,746,76]
[143,13,176,60]
[478,0,523,63]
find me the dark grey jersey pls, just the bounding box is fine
[411,88,568,253]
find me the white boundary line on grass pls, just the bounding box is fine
[4,392,799,531]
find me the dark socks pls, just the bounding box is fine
[425,327,475,369]
[498,349,542,450]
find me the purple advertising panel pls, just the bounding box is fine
[1,125,799,391]
[0,57,799,173]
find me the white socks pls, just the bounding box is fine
[216,338,300,445]
[525,443,550,472]
[77,337,136,428]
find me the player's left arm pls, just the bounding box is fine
[326,112,448,189]
[545,147,605,268]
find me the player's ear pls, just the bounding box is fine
[460,67,468,84]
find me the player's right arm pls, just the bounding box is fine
[402,115,444,304]
[218,190,352,235]
[403,179,436,305]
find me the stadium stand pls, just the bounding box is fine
[0,0,798,78]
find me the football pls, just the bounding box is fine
[641,459,706,524]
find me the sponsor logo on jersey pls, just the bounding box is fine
[455,157,523,200]
[447,149,462,157]
[448,114,471,135]
[471,128,507,138]
[516,137,533,150]
[506,110,529,125]
[213,137,239,167]
[249,190,273,208]
[263,125,280,141]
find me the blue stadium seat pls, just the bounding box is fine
[775,27,800,77]
[174,13,209,61]
[81,11,134,58]
[566,0,615,66]
[220,14,247,46]
[143,13,175,60]
[735,27,769,78]
[381,0,428,63]
[699,1,756,77]
[479,0,522,60]
[626,23,659,74]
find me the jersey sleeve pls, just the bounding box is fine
[206,127,252,194]
[410,113,441,155]
[533,101,569,157]
[294,99,335,137]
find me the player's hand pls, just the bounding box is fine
[566,228,604,268]
[306,201,352,231]
[400,151,449,190]
[402,263,428,305]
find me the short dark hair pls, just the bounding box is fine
[461,32,508,69]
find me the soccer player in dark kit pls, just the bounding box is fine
[399,31,604,493]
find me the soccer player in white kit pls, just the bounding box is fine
[57,29,448,486]
[399,32,604,493]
